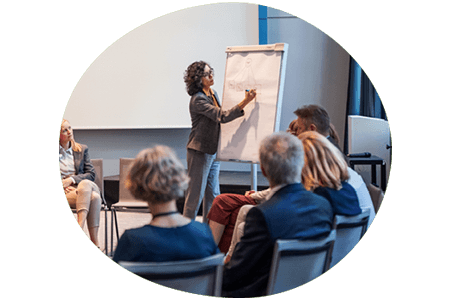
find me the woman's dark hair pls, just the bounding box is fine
[184,61,208,96]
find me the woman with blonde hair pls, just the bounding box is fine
[113,145,219,263]
[299,131,361,215]
[60,119,101,247]
[223,131,363,263]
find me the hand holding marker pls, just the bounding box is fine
[238,89,256,110]
[246,89,256,101]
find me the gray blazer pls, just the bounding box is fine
[187,90,244,154]
[72,144,96,184]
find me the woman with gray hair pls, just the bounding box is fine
[113,146,219,263]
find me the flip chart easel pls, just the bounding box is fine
[217,43,289,190]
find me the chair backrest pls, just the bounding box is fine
[119,253,224,296]
[366,183,384,213]
[330,209,370,268]
[117,158,148,209]
[266,230,336,295]
[119,158,135,201]
[91,158,104,197]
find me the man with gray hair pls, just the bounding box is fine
[222,132,334,297]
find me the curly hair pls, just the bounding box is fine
[184,61,209,96]
[125,146,190,204]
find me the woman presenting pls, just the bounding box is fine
[183,61,256,222]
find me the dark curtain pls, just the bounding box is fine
[344,57,387,154]
[361,70,386,119]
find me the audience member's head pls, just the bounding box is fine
[294,105,330,136]
[60,119,81,151]
[298,131,349,191]
[259,132,304,187]
[125,146,190,205]
[286,119,299,136]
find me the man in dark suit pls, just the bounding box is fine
[222,132,334,297]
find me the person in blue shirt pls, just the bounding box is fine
[113,145,219,263]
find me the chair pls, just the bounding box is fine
[366,183,384,213]
[90,159,108,255]
[330,208,370,268]
[108,158,149,255]
[112,158,149,213]
[119,253,225,296]
[266,230,336,295]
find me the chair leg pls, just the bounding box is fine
[110,208,114,256]
[113,208,119,241]
[104,208,108,256]
[110,207,119,257]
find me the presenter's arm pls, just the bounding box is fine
[191,90,255,123]
[237,89,257,110]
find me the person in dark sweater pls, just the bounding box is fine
[221,132,334,297]
[113,145,219,263]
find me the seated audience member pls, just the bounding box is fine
[224,131,364,264]
[208,119,300,253]
[299,131,362,213]
[295,105,375,223]
[298,131,375,225]
[207,110,347,254]
[113,146,219,263]
[294,104,341,150]
[294,105,375,222]
[60,119,102,248]
[207,191,259,253]
[221,132,334,297]
[286,119,300,136]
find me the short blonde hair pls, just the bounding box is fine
[125,146,189,204]
[298,131,348,191]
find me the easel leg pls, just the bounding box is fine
[251,163,258,191]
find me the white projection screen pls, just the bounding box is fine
[63,4,259,129]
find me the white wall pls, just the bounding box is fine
[64,3,259,129]
[71,4,351,176]
[73,128,191,176]
[266,8,350,149]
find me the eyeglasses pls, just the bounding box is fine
[203,69,214,78]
